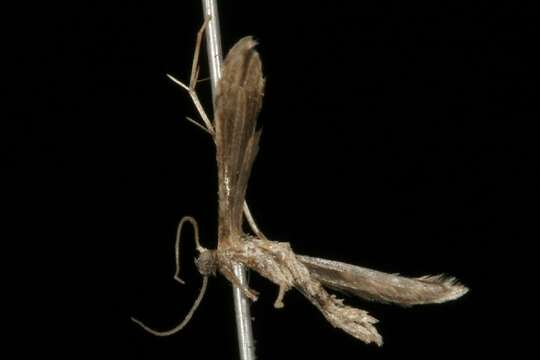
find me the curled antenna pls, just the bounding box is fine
[174,216,204,284]
[131,216,209,336]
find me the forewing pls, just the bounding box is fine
[214,37,265,244]
[298,255,468,306]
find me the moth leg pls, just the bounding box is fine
[167,18,267,239]
[220,265,259,301]
[185,116,212,135]
[242,202,267,240]
[186,15,210,89]
[166,16,215,135]
[273,284,289,308]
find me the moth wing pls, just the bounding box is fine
[298,255,468,306]
[214,37,265,242]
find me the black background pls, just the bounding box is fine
[6,1,536,359]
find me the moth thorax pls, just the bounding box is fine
[195,249,217,276]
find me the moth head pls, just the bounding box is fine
[195,248,217,276]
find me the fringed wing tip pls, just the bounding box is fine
[416,274,469,303]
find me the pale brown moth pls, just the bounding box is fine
[132,20,468,346]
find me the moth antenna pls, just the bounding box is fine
[130,216,209,336]
[174,216,204,284]
[243,202,267,239]
[131,276,209,336]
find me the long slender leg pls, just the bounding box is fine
[168,19,267,239]
[167,16,215,135]
[189,16,210,90]
[243,202,267,239]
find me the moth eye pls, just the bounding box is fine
[195,250,217,276]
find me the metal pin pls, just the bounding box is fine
[200,2,256,360]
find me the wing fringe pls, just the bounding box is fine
[299,255,469,306]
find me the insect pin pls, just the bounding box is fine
[132,21,468,346]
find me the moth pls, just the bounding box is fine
[132,22,468,346]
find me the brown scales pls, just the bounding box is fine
[132,27,468,347]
